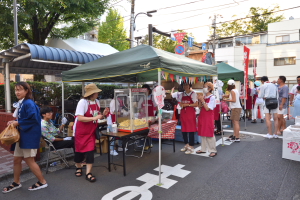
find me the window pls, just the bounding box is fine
[218,42,233,48]
[248,59,257,68]
[275,35,290,43]
[274,57,296,66]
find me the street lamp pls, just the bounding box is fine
[130,10,157,48]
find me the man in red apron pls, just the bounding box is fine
[180,82,198,154]
[196,82,217,157]
[74,84,103,182]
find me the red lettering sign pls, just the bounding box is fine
[174,32,187,43]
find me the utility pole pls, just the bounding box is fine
[212,15,216,65]
[130,0,135,48]
[148,24,153,46]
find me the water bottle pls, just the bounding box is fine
[112,123,118,133]
[50,162,57,167]
[222,125,230,128]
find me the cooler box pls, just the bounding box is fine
[282,125,300,162]
[175,125,201,144]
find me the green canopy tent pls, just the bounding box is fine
[62,44,217,185]
[216,62,244,82]
[62,45,217,82]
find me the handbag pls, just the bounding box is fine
[221,101,229,113]
[95,125,101,140]
[0,124,20,145]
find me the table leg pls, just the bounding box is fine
[122,138,126,176]
[173,139,175,152]
[107,136,111,172]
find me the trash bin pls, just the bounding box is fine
[282,126,300,162]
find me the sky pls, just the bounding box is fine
[107,0,300,43]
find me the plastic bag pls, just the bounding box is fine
[221,101,229,113]
[0,124,20,145]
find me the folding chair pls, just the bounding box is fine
[42,136,70,174]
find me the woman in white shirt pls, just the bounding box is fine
[223,80,242,142]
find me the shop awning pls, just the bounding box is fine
[62,45,217,82]
[0,43,103,75]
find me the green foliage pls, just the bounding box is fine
[0,82,123,108]
[0,0,111,49]
[98,9,129,51]
[140,31,195,53]
[215,6,284,37]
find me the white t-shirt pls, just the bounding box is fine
[229,89,242,109]
[107,99,120,125]
[205,95,216,110]
[290,84,300,96]
[74,99,100,135]
[179,91,198,103]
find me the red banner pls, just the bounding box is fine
[242,46,250,99]
[174,32,186,43]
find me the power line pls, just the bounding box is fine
[157,0,204,11]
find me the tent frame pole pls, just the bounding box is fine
[157,68,162,185]
[62,81,65,124]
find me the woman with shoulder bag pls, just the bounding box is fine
[3,82,47,193]
[73,84,103,182]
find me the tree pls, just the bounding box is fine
[98,8,129,51]
[0,0,111,49]
[140,31,195,53]
[215,6,284,37]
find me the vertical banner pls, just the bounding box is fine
[188,37,194,47]
[253,59,257,80]
[243,46,250,100]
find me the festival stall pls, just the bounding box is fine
[62,44,217,183]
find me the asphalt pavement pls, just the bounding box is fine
[1,118,300,200]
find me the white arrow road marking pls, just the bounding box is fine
[102,164,191,200]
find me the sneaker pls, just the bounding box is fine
[273,134,279,139]
[118,147,128,152]
[181,145,189,152]
[185,147,194,154]
[233,138,240,142]
[261,119,264,123]
[226,135,234,141]
[229,136,236,142]
[251,119,257,123]
[110,150,118,156]
[265,134,273,139]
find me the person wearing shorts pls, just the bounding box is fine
[259,76,279,139]
[3,82,47,194]
[223,80,242,142]
[277,76,289,134]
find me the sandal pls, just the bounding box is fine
[28,181,48,191]
[75,168,83,177]
[209,152,217,157]
[86,173,96,182]
[2,182,22,193]
[196,150,206,154]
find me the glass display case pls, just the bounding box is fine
[114,88,149,132]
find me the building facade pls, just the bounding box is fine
[207,18,300,88]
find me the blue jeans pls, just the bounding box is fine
[107,125,115,151]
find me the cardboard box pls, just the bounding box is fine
[68,122,74,137]
[295,116,300,125]
[282,128,300,162]
[95,136,108,154]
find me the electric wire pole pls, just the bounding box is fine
[130,0,135,48]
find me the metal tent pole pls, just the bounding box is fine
[62,81,65,120]
[5,63,12,113]
[158,68,162,185]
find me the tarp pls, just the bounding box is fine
[216,62,244,82]
[62,45,217,82]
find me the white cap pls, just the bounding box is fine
[227,79,235,85]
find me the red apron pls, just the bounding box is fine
[142,95,156,117]
[198,95,214,137]
[180,92,197,132]
[75,103,99,152]
[246,88,253,109]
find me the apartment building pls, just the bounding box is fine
[207,17,300,88]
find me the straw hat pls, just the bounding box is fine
[84,84,102,97]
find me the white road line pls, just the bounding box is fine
[223,130,283,139]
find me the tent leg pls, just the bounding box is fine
[62,81,65,121]
[158,69,162,185]
[5,63,11,113]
